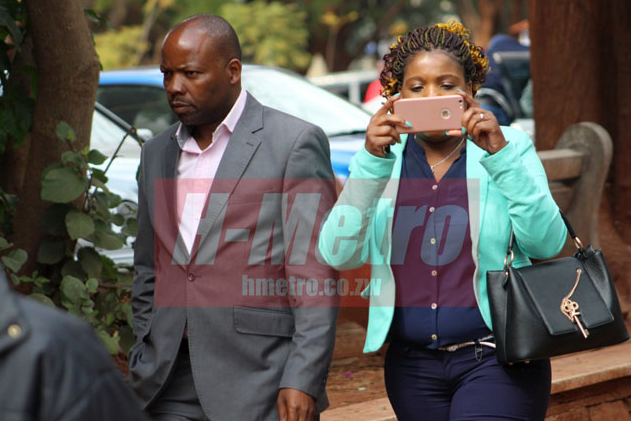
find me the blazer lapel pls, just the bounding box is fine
[190,94,263,262]
[161,131,191,264]
[466,140,490,259]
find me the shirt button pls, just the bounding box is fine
[429,206,435,213]
[8,324,22,338]
[431,334,438,341]
[430,238,436,245]
[187,273,196,282]
[432,184,438,190]
[431,270,437,277]
[431,303,438,310]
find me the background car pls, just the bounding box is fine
[307,69,378,106]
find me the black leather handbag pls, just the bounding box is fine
[486,213,629,364]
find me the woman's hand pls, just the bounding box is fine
[365,95,407,158]
[458,90,508,154]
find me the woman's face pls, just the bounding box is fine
[400,49,471,140]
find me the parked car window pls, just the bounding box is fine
[241,67,370,137]
[96,85,178,136]
[91,105,141,159]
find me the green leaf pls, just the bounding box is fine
[108,193,122,209]
[60,275,89,305]
[33,276,50,288]
[91,221,124,250]
[0,8,23,46]
[0,237,11,251]
[123,217,138,237]
[96,329,120,355]
[29,293,55,307]
[91,168,108,183]
[84,8,101,24]
[41,167,85,203]
[86,278,99,293]
[10,274,20,286]
[90,177,110,193]
[81,305,95,316]
[88,149,108,165]
[61,260,86,281]
[55,121,76,143]
[112,213,125,227]
[121,302,134,326]
[119,325,135,354]
[100,254,118,279]
[37,238,66,265]
[41,204,74,235]
[78,247,103,278]
[61,150,86,168]
[65,210,95,239]
[1,248,27,272]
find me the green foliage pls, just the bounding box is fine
[0,0,30,276]
[1,247,26,272]
[166,0,229,24]
[41,166,87,203]
[0,1,139,359]
[0,0,34,155]
[94,25,148,70]
[220,1,311,71]
[2,120,139,356]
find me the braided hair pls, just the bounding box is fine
[380,20,489,98]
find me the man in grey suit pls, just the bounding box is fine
[129,14,339,421]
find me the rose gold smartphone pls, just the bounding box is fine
[393,95,465,133]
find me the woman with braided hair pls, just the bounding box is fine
[319,20,566,420]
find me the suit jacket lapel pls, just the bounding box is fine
[190,94,263,263]
[161,131,191,264]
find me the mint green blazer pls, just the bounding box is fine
[318,127,567,353]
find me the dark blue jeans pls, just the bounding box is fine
[384,340,551,421]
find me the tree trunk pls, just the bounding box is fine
[457,0,481,36]
[529,0,631,302]
[12,0,100,275]
[529,0,615,151]
[335,0,408,72]
[611,0,631,240]
[474,0,503,48]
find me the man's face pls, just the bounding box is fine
[160,26,240,127]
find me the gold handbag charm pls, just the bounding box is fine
[560,269,590,339]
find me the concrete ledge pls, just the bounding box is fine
[323,341,631,421]
[551,341,631,394]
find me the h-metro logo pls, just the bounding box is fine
[151,177,474,308]
[153,177,344,308]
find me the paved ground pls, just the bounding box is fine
[326,321,386,409]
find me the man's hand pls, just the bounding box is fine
[277,388,316,421]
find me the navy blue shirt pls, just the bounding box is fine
[389,137,491,349]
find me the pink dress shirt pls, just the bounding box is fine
[175,88,247,253]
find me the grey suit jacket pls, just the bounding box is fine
[128,93,339,421]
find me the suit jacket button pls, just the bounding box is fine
[187,273,196,282]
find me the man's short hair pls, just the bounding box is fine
[178,14,242,61]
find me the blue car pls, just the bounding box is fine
[95,65,370,200]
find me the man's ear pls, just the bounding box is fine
[226,58,242,85]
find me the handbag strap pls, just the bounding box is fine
[504,211,584,268]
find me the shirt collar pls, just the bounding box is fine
[175,88,247,149]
